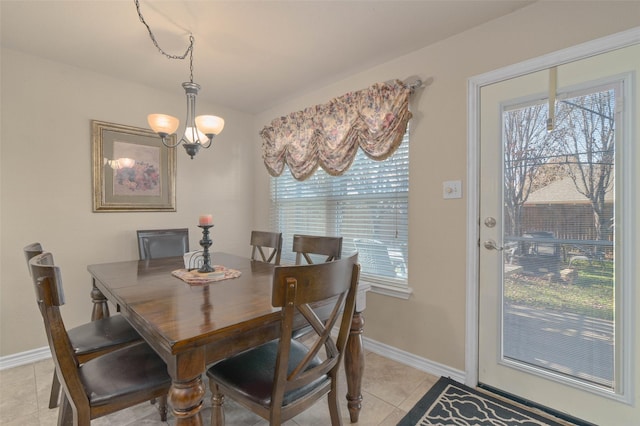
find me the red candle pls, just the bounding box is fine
[199,214,213,226]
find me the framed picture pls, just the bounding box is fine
[92,120,177,212]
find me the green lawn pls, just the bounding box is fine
[504,261,614,320]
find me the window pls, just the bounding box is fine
[270,130,410,297]
[501,81,622,392]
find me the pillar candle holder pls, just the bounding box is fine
[197,225,214,273]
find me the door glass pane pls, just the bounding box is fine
[502,84,616,390]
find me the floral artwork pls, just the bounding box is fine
[112,141,161,196]
[92,120,175,212]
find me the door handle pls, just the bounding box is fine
[483,239,504,251]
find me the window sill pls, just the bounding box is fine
[363,278,413,299]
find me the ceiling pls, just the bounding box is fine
[1,1,534,114]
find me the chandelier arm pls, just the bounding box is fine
[160,135,182,148]
[199,137,213,149]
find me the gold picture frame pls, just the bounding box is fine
[92,120,177,212]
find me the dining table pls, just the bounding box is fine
[88,252,369,425]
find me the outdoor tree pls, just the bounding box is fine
[503,103,560,237]
[556,87,615,243]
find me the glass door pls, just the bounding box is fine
[478,43,638,425]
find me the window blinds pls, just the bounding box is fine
[270,131,409,288]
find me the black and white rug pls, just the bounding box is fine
[398,377,574,426]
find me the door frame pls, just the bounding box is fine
[465,27,640,389]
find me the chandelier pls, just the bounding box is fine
[135,0,224,159]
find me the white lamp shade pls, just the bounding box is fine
[148,114,179,136]
[195,115,225,136]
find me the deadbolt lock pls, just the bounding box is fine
[484,217,496,228]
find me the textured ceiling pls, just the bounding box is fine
[1,0,534,113]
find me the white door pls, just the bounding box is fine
[478,43,638,425]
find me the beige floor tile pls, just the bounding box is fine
[339,390,397,425]
[361,351,431,407]
[0,365,38,424]
[397,374,439,412]
[0,364,34,386]
[37,406,59,426]
[379,407,410,426]
[0,412,40,426]
[32,359,54,379]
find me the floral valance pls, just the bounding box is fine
[260,80,413,181]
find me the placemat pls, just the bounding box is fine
[172,265,242,285]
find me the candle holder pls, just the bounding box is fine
[197,225,214,273]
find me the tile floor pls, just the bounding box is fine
[0,351,439,425]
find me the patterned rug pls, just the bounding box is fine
[398,377,573,426]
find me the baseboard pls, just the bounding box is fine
[0,346,51,370]
[363,336,466,383]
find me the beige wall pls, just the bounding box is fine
[0,49,255,356]
[252,1,639,371]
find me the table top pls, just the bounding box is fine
[88,252,281,357]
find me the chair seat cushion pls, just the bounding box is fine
[206,340,328,407]
[79,342,171,406]
[68,315,141,355]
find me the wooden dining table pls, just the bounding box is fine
[88,252,369,425]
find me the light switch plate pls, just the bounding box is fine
[443,180,462,199]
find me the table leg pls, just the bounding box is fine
[169,350,207,426]
[345,310,365,423]
[90,279,110,321]
[169,375,206,425]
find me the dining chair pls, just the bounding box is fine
[291,234,344,340]
[250,230,283,265]
[29,252,171,425]
[23,243,143,409]
[292,234,343,265]
[136,228,189,260]
[206,253,360,426]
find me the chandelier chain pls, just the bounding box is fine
[134,0,194,82]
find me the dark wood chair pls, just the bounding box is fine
[250,230,283,265]
[206,253,360,426]
[23,243,143,409]
[136,228,189,260]
[292,234,343,265]
[291,234,344,339]
[29,252,171,425]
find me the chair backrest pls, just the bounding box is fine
[137,228,189,260]
[29,252,89,410]
[250,230,283,265]
[23,242,44,276]
[292,234,342,265]
[270,253,359,411]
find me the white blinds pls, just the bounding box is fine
[270,131,409,287]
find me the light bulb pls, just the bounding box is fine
[184,126,208,144]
